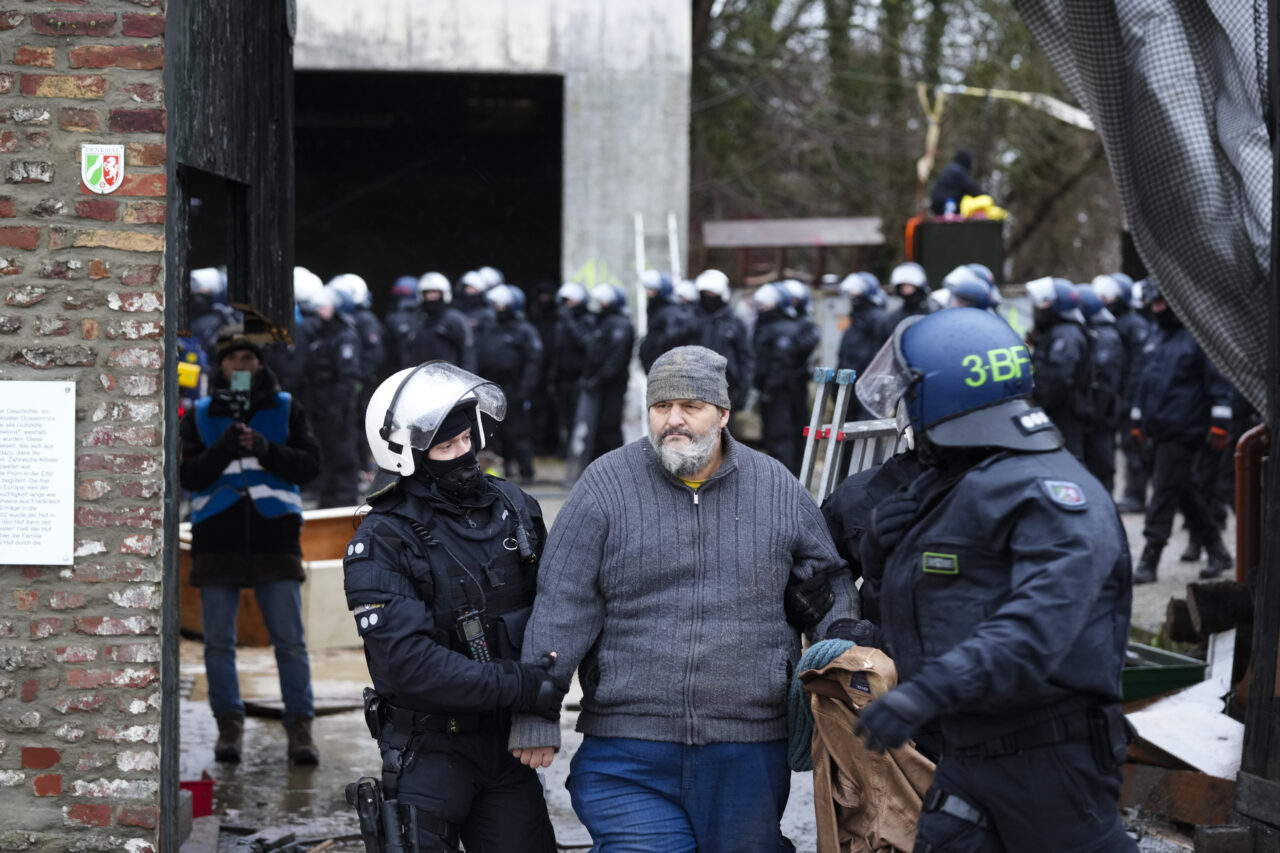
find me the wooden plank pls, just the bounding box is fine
[1120,765,1235,826]
[1187,581,1254,637]
[1164,597,1199,643]
[1235,771,1280,828]
[703,217,885,248]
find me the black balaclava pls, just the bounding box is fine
[1155,306,1181,330]
[413,405,485,499]
[421,298,445,318]
[1033,304,1057,332]
[900,287,927,311]
[699,292,723,314]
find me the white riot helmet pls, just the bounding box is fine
[695,269,731,301]
[674,279,698,304]
[190,267,224,296]
[365,362,507,478]
[752,282,785,312]
[293,267,325,312]
[556,281,587,305]
[890,262,928,290]
[459,269,489,293]
[418,272,452,303]
[477,266,505,289]
[329,273,371,308]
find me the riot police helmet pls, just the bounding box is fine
[477,266,505,289]
[752,282,786,313]
[293,267,325,313]
[556,280,587,306]
[943,265,993,310]
[1075,283,1115,323]
[329,273,371,309]
[459,269,489,294]
[417,271,452,303]
[889,262,929,293]
[365,361,506,478]
[590,282,626,313]
[392,275,419,301]
[674,279,698,305]
[190,267,225,297]
[487,283,525,313]
[694,269,731,302]
[1025,276,1085,323]
[780,279,811,314]
[855,308,1062,452]
[641,269,674,301]
[1137,277,1161,307]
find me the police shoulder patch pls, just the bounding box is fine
[343,534,375,565]
[352,602,387,635]
[1041,479,1088,510]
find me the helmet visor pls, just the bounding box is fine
[386,362,507,452]
[855,316,923,419]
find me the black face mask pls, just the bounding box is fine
[901,288,926,309]
[421,299,445,317]
[1033,306,1056,332]
[420,448,484,499]
[1155,309,1181,329]
[699,293,723,313]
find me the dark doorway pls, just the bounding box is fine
[294,70,564,315]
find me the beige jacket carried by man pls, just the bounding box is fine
[801,646,935,853]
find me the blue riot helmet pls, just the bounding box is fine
[780,279,811,315]
[966,262,1002,305]
[838,272,885,307]
[392,275,419,308]
[855,308,1062,452]
[641,269,674,302]
[486,283,524,315]
[942,265,993,311]
[1075,283,1115,324]
[1025,276,1084,324]
[589,282,627,314]
[1137,277,1160,307]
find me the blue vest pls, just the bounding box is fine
[190,392,302,524]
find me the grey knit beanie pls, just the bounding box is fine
[646,345,731,409]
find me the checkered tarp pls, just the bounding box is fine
[1014,0,1273,412]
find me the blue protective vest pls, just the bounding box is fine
[190,392,302,524]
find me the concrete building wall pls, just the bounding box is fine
[295,0,691,290]
[0,3,167,850]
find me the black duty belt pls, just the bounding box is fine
[946,706,1094,758]
[381,702,507,736]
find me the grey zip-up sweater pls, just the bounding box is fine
[508,431,856,750]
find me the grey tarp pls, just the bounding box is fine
[1013,0,1272,412]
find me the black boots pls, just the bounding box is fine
[1200,539,1234,580]
[1115,495,1145,514]
[214,713,244,763]
[1180,532,1202,562]
[285,717,319,765]
[1133,544,1162,585]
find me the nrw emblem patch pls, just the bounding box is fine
[81,144,125,194]
[1042,479,1087,510]
[922,552,959,575]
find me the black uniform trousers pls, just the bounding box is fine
[1119,423,1147,504]
[1084,425,1116,495]
[915,741,1133,852]
[392,726,556,853]
[760,386,808,476]
[495,386,535,480]
[310,386,360,508]
[1142,437,1223,547]
[591,382,626,461]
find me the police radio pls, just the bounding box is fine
[455,610,491,662]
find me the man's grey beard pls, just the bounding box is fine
[649,423,721,479]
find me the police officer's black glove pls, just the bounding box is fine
[854,683,938,753]
[515,654,568,721]
[867,491,919,555]
[784,570,835,630]
[824,618,882,648]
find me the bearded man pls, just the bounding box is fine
[508,345,856,852]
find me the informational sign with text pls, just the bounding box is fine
[0,381,75,565]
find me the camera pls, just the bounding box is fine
[214,370,253,423]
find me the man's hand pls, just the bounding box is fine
[854,684,937,753]
[240,424,269,457]
[512,746,556,769]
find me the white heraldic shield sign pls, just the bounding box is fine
[81,144,125,194]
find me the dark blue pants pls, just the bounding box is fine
[567,736,794,853]
[916,741,1134,852]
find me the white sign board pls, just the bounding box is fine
[0,381,75,564]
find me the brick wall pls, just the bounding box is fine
[0,3,165,850]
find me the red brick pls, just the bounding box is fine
[12,589,37,611]
[121,201,164,225]
[68,667,158,689]
[69,44,163,70]
[59,107,99,133]
[25,132,50,150]
[79,173,164,197]
[6,284,47,306]
[49,592,86,610]
[88,260,109,280]
[30,616,63,639]
[0,315,21,333]
[74,199,117,222]
[74,505,159,528]
[117,805,159,829]
[10,345,97,369]
[121,12,162,37]
[80,317,98,338]
[0,198,14,218]
[108,643,159,663]
[0,226,39,250]
[63,289,103,309]
[76,453,158,474]
[0,132,18,153]
[20,74,108,99]
[66,563,146,583]
[21,747,59,769]
[53,693,108,713]
[32,774,61,796]
[21,679,38,701]
[0,12,22,30]
[66,803,111,827]
[108,109,164,133]
[55,646,98,663]
[125,142,164,166]
[0,72,12,94]
[73,615,159,636]
[120,264,160,286]
[30,12,115,36]
[14,46,55,68]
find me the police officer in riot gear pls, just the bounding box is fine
[1077,283,1126,494]
[751,282,813,475]
[344,362,566,852]
[886,262,934,327]
[1094,273,1150,513]
[579,283,635,460]
[837,272,893,419]
[548,282,593,457]
[638,270,698,373]
[381,275,423,375]
[300,286,364,507]
[852,308,1136,851]
[453,270,496,334]
[692,269,753,410]
[1130,282,1234,583]
[475,284,542,482]
[1025,277,1094,462]
[395,273,476,374]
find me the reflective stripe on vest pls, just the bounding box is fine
[190,392,302,523]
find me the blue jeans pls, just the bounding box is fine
[567,736,793,853]
[200,581,313,725]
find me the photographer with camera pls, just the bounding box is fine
[179,326,323,765]
[343,361,565,853]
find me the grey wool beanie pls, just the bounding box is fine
[646,345,731,409]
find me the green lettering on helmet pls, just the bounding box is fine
[962,354,987,387]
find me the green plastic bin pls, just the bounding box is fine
[1122,642,1207,702]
